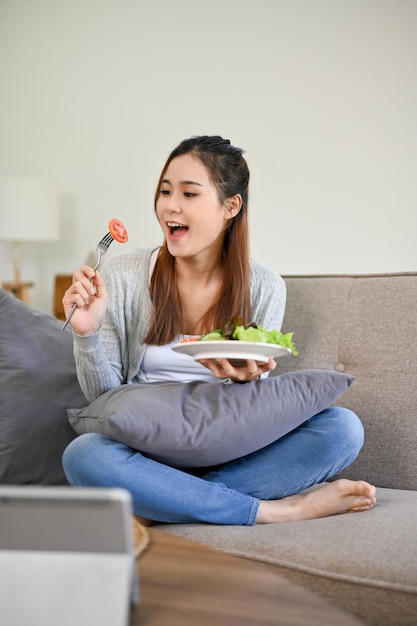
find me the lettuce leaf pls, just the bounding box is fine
[233,325,298,355]
[200,319,298,355]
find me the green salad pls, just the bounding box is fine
[200,317,298,355]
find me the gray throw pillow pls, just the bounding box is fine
[0,289,87,484]
[68,369,354,467]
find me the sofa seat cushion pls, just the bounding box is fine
[160,487,417,623]
[161,487,417,593]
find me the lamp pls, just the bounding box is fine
[0,176,59,304]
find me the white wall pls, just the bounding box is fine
[1,0,416,313]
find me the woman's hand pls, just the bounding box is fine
[198,357,276,382]
[62,264,108,335]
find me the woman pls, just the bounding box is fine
[62,135,376,525]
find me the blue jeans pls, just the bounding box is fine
[62,407,364,526]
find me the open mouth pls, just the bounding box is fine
[167,222,189,240]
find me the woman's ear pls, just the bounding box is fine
[225,194,243,219]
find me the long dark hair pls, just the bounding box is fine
[145,135,251,344]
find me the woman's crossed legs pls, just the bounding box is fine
[62,407,376,525]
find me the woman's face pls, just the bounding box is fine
[156,154,231,261]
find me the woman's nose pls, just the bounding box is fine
[165,192,181,212]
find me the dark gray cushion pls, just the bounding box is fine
[68,369,354,467]
[0,289,87,484]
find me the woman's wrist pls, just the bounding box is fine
[73,325,102,337]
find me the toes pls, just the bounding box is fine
[350,498,376,512]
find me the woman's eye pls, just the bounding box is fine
[184,192,196,198]
[159,189,170,195]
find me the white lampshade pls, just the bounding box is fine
[0,176,59,242]
[0,176,59,295]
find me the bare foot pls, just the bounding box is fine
[256,479,376,524]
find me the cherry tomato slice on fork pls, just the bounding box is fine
[108,218,128,243]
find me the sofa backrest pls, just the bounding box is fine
[273,273,417,491]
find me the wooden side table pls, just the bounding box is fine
[2,281,34,305]
[54,274,72,320]
[132,529,365,626]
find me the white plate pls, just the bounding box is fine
[172,340,291,365]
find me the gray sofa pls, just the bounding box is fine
[160,273,417,626]
[1,273,416,626]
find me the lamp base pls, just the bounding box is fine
[2,281,34,305]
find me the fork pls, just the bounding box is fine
[62,231,115,330]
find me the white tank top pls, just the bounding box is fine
[142,249,216,383]
[141,337,216,383]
